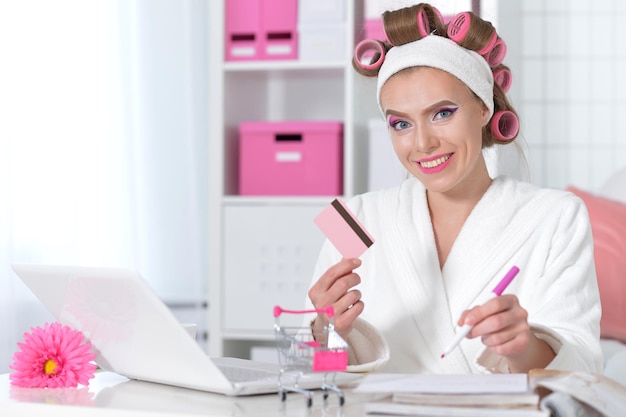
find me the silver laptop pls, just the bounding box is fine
[11,263,361,396]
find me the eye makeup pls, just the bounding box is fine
[388,116,401,128]
[434,106,459,120]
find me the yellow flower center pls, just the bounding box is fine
[44,359,58,375]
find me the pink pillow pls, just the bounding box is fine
[567,186,626,343]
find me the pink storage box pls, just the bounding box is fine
[239,121,343,196]
[225,0,297,61]
[261,0,297,60]
[225,0,262,61]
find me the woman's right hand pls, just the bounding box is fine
[308,258,363,340]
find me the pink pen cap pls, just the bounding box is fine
[492,265,520,296]
[441,265,520,358]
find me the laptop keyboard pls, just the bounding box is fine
[218,365,278,383]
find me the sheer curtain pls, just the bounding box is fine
[0,0,208,373]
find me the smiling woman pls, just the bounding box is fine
[0,0,208,373]
[382,66,490,187]
[305,2,602,377]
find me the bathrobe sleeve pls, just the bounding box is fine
[476,192,603,374]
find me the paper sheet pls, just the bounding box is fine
[354,373,529,394]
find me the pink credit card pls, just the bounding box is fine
[314,198,375,258]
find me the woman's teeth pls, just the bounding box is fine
[420,154,450,168]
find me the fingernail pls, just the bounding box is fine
[352,259,361,266]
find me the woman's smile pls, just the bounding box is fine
[417,153,453,171]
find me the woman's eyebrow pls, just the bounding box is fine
[423,100,458,113]
[384,109,409,119]
[384,100,458,119]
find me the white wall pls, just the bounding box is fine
[0,0,210,372]
[498,0,626,191]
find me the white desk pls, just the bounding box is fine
[0,372,384,417]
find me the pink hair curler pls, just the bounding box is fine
[491,110,519,140]
[493,67,512,93]
[416,8,431,37]
[431,6,444,26]
[417,5,445,38]
[446,12,471,43]
[477,30,498,56]
[353,39,386,70]
[485,37,507,67]
[447,12,497,56]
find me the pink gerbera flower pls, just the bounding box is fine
[10,322,97,388]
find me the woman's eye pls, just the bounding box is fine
[390,119,410,131]
[434,107,458,120]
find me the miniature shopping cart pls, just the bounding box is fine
[273,305,349,407]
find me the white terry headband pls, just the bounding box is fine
[376,35,495,118]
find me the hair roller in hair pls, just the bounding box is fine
[446,13,470,42]
[353,39,386,71]
[485,37,507,67]
[384,3,444,45]
[446,12,497,55]
[477,30,498,55]
[493,66,512,93]
[416,6,432,37]
[431,5,444,27]
[491,110,519,141]
[420,4,445,36]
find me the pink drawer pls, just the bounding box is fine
[239,121,343,196]
[225,0,297,61]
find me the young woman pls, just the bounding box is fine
[306,3,602,374]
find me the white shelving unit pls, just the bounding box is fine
[207,0,379,359]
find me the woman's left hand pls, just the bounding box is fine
[458,294,555,372]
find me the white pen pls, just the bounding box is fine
[441,266,520,359]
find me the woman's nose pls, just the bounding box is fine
[413,124,438,153]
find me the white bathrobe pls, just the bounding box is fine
[307,176,603,374]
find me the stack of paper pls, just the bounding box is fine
[363,403,549,417]
[356,371,626,416]
[355,373,548,417]
[392,391,539,407]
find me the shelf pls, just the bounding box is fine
[224,60,346,72]
[208,0,369,359]
[222,196,339,206]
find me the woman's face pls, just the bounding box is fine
[380,66,490,196]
